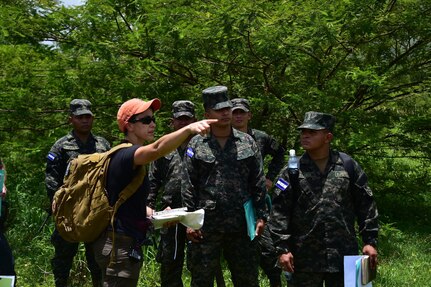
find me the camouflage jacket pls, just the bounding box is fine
[269,150,378,272]
[182,128,268,233]
[248,128,285,181]
[147,147,187,210]
[45,131,110,202]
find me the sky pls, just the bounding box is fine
[61,0,85,7]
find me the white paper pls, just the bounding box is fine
[151,207,205,230]
[344,255,373,287]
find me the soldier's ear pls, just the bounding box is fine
[326,132,334,143]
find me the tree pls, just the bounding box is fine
[0,1,430,284]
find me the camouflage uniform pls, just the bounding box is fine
[248,128,285,183]
[147,99,196,287]
[232,98,285,286]
[269,112,378,286]
[46,99,110,287]
[249,129,285,285]
[183,86,268,287]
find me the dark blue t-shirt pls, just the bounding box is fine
[106,145,150,241]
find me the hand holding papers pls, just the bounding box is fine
[344,255,376,287]
[361,255,377,285]
[151,207,205,230]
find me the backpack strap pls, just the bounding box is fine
[100,143,132,162]
[108,164,147,266]
[288,152,355,210]
[111,165,147,222]
[339,152,355,187]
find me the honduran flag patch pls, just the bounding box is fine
[47,153,56,161]
[275,178,289,191]
[186,147,195,158]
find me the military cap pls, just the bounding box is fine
[298,111,335,132]
[231,98,250,112]
[70,99,93,116]
[172,100,195,118]
[202,85,233,110]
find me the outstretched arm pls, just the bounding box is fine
[134,119,217,165]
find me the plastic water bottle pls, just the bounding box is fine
[288,149,299,174]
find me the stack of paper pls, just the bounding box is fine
[361,256,377,285]
[151,207,205,230]
[344,255,377,287]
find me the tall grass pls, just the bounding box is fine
[7,189,431,286]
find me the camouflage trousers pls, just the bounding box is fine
[258,226,282,286]
[287,271,344,287]
[187,231,259,287]
[51,229,102,287]
[156,223,187,287]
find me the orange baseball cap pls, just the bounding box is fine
[117,98,161,132]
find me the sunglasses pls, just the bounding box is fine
[130,116,156,125]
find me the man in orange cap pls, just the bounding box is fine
[92,98,216,287]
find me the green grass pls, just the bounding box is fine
[373,192,431,287]
[7,191,431,286]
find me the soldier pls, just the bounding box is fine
[45,99,111,287]
[269,111,379,286]
[231,98,285,190]
[182,86,268,287]
[231,98,285,287]
[92,98,215,287]
[147,100,197,287]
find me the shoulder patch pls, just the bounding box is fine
[275,178,289,191]
[186,147,195,158]
[47,153,56,161]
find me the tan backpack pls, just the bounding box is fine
[53,143,146,243]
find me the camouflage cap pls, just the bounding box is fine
[172,100,195,118]
[298,111,335,132]
[202,85,233,110]
[70,99,93,116]
[231,98,250,112]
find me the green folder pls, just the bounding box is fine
[0,276,15,287]
[244,195,272,241]
[244,199,256,241]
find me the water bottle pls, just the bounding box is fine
[288,149,299,174]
